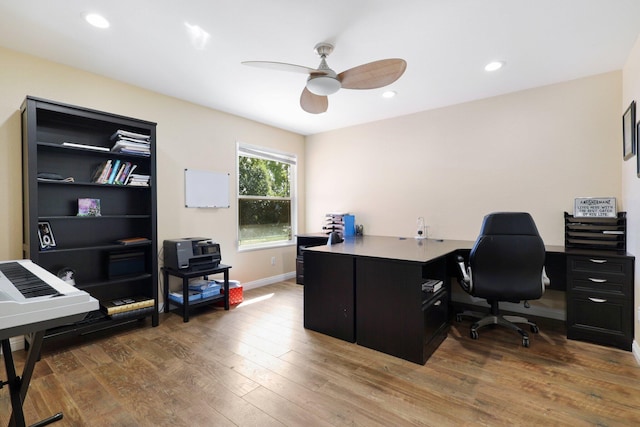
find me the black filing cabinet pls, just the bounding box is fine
[566,253,634,351]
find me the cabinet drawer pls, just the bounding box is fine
[423,290,448,362]
[423,290,448,344]
[567,292,633,338]
[568,276,628,296]
[568,256,630,275]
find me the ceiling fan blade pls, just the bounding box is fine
[242,61,323,75]
[338,58,407,90]
[300,87,328,114]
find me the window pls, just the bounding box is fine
[237,142,296,249]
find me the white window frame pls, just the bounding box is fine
[236,142,297,251]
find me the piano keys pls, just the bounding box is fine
[1,259,98,427]
[0,259,98,340]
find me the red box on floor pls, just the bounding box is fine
[216,280,243,305]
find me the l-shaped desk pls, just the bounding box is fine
[302,235,634,364]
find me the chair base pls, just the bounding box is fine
[456,308,539,347]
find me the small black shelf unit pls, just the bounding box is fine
[21,96,158,344]
[564,211,626,252]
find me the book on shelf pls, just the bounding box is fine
[127,173,150,186]
[91,159,112,183]
[112,142,151,156]
[113,161,128,184]
[100,295,155,315]
[109,306,154,320]
[110,130,151,156]
[110,129,151,142]
[106,159,121,184]
[116,237,151,245]
[91,160,139,185]
[62,141,110,152]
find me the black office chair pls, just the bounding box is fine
[456,212,549,347]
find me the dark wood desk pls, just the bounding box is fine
[162,265,231,322]
[303,236,567,364]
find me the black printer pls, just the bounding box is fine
[163,237,221,270]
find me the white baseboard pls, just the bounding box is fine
[0,336,25,354]
[633,340,640,366]
[241,271,296,291]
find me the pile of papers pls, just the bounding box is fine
[110,129,151,157]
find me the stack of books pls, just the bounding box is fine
[91,159,138,185]
[127,173,151,186]
[100,295,155,319]
[110,130,151,157]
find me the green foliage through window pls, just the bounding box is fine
[237,145,295,248]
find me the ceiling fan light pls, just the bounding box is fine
[306,76,341,96]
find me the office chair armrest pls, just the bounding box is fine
[456,255,472,293]
[542,266,550,287]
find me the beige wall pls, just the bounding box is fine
[622,35,640,357]
[306,72,622,245]
[0,46,304,288]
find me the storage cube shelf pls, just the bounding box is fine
[21,96,159,344]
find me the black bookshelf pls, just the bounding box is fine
[21,96,158,344]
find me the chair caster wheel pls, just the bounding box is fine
[470,330,479,340]
[522,336,530,347]
[456,314,462,322]
[531,325,539,334]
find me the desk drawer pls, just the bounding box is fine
[567,292,632,350]
[423,290,448,362]
[567,276,627,296]
[568,256,630,276]
[423,291,448,343]
[565,253,634,351]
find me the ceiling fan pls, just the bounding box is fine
[242,43,407,114]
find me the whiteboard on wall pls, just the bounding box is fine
[184,169,230,208]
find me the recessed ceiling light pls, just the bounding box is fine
[85,13,110,29]
[484,61,505,72]
[382,90,397,98]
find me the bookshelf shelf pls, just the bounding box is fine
[22,96,158,346]
[39,215,151,220]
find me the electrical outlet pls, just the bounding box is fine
[271,256,276,266]
[637,306,640,323]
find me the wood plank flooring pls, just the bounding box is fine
[2,280,639,426]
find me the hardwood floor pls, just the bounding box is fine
[2,280,639,426]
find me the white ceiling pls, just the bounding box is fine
[1,0,640,135]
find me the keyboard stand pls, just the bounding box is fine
[1,331,63,427]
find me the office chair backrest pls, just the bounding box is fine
[469,212,545,302]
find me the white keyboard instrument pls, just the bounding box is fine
[0,259,98,338]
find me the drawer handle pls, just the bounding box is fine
[434,300,442,306]
[589,259,607,264]
[588,297,607,303]
[588,278,607,283]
